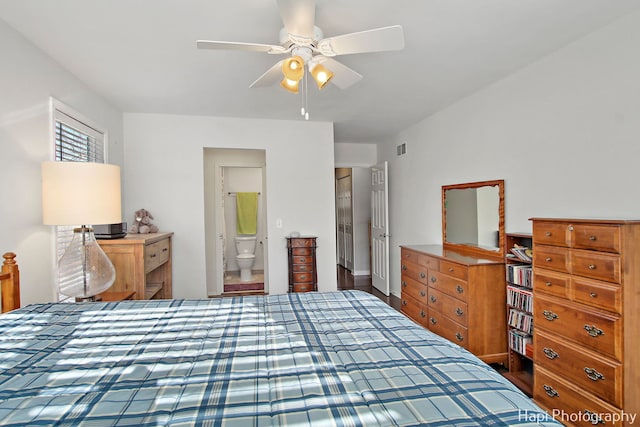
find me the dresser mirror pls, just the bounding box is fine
[442,179,505,258]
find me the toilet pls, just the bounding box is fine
[235,236,256,281]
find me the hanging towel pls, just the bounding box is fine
[236,192,258,235]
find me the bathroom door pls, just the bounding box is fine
[371,162,389,296]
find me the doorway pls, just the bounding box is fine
[203,148,268,296]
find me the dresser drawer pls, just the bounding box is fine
[533,269,570,299]
[533,222,569,247]
[439,260,468,281]
[401,261,429,285]
[534,295,621,360]
[572,277,622,314]
[534,367,623,427]
[429,270,468,302]
[292,255,313,264]
[427,288,468,326]
[292,283,314,292]
[535,331,622,407]
[292,272,313,284]
[401,295,428,326]
[144,238,170,273]
[289,238,315,248]
[292,263,313,273]
[400,248,418,264]
[428,309,467,349]
[570,250,621,284]
[572,224,621,254]
[401,276,429,304]
[291,247,312,256]
[533,245,570,274]
[417,254,439,270]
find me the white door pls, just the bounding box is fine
[336,177,347,267]
[371,162,389,295]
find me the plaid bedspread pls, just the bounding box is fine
[0,290,559,426]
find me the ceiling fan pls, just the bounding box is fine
[196,0,405,93]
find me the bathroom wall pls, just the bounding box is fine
[223,167,265,272]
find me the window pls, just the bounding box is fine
[51,101,107,299]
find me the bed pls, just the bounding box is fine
[0,256,560,426]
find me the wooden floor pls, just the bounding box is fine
[337,266,402,311]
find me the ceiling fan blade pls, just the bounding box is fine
[318,57,363,90]
[317,25,404,56]
[249,60,285,88]
[277,0,315,39]
[197,40,286,54]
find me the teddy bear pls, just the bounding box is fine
[129,208,159,234]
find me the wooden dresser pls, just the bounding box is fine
[287,236,317,292]
[531,219,639,426]
[400,245,507,364]
[98,232,173,300]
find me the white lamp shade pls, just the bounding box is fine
[42,161,122,225]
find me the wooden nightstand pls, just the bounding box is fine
[97,291,136,301]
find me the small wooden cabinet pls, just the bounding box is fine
[400,245,507,364]
[531,219,640,426]
[287,237,317,292]
[98,232,173,300]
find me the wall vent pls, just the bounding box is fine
[396,142,406,156]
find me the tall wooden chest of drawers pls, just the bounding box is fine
[98,232,173,300]
[531,219,640,426]
[400,245,507,364]
[287,237,317,293]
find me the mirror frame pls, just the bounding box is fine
[442,179,505,259]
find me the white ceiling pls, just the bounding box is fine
[1,0,639,142]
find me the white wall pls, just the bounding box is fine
[0,19,124,305]
[123,113,337,298]
[334,142,377,167]
[378,9,640,297]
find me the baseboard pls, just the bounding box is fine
[352,269,371,276]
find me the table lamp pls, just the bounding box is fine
[42,161,122,300]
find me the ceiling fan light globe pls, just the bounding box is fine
[310,63,334,89]
[282,56,305,81]
[280,78,299,93]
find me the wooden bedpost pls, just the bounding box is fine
[1,252,20,313]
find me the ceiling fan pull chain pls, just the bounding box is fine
[304,71,309,120]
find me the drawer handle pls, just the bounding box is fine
[431,276,437,283]
[448,267,454,272]
[545,231,552,237]
[430,295,437,303]
[420,272,426,279]
[420,290,426,297]
[568,226,574,231]
[162,248,168,252]
[401,299,407,306]
[455,332,464,342]
[587,264,596,270]
[584,325,604,337]
[589,235,597,241]
[545,281,552,287]
[543,348,559,360]
[299,275,306,280]
[402,265,407,271]
[590,292,598,298]
[456,285,464,294]
[430,317,437,325]
[402,281,407,288]
[545,257,552,262]
[150,254,156,258]
[300,258,306,262]
[584,367,605,382]
[455,307,464,316]
[420,310,426,318]
[543,384,559,398]
[583,410,605,425]
[543,310,558,321]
